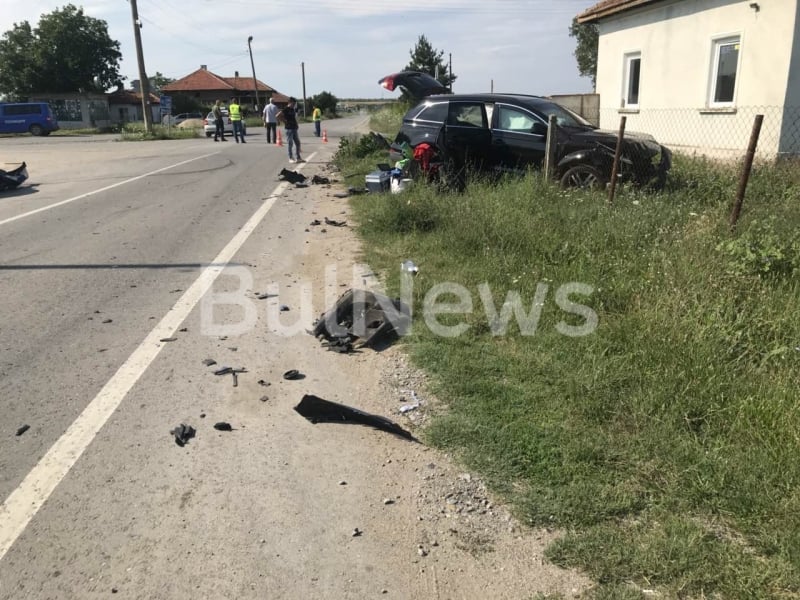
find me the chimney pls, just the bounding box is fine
[201,65,207,70]
[235,71,239,78]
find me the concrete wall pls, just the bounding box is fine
[595,0,799,156]
[549,94,600,126]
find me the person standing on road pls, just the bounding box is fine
[263,97,279,144]
[277,97,303,163]
[229,97,245,143]
[212,99,227,142]
[311,105,322,137]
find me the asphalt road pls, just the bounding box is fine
[0,117,368,597]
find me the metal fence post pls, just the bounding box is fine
[543,114,558,181]
[607,116,626,206]
[729,114,764,230]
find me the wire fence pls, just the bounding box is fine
[597,105,800,162]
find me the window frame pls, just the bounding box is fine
[708,34,742,108]
[622,51,642,109]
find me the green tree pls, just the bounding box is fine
[402,34,456,99]
[150,72,175,93]
[308,91,338,116]
[0,4,122,98]
[569,18,599,88]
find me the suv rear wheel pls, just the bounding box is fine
[29,124,44,136]
[560,165,606,189]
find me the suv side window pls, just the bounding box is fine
[447,102,487,128]
[414,102,448,123]
[495,105,541,133]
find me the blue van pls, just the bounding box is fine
[0,102,59,136]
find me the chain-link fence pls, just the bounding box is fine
[598,105,800,161]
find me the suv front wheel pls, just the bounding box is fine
[560,164,606,190]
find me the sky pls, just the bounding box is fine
[1,0,597,100]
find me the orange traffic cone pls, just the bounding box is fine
[276,129,283,146]
[322,129,328,143]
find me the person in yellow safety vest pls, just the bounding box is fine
[312,105,322,137]
[229,97,245,143]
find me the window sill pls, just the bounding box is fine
[698,107,737,114]
[618,108,640,114]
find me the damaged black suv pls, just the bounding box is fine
[379,71,671,189]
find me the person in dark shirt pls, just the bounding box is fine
[277,97,303,162]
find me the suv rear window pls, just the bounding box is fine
[413,102,448,123]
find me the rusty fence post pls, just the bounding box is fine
[543,114,558,181]
[729,114,764,230]
[607,115,627,206]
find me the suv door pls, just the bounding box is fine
[441,101,491,170]
[490,103,548,172]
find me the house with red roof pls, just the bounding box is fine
[576,0,800,158]
[161,66,289,112]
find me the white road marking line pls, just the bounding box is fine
[0,152,317,561]
[0,152,221,228]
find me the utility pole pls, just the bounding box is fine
[129,0,153,133]
[449,53,453,92]
[301,62,307,118]
[247,36,260,112]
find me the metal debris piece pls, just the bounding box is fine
[283,369,303,381]
[257,379,271,387]
[294,394,418,442]
[202,358,217,367]
[169,424,195,447]
[352,528,363,537]
[15,424,30,437]
[259,395,269,402]
[324,217,347,227]
[280,305,290,312]
[257,293,278,300]
[102,319,113,324]
[213,422,233,431]
[160,337,178,342]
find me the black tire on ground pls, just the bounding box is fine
[560,164,607,190]
[29,124,44,136]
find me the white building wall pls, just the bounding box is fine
[595,0,799,157]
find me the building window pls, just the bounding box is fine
[623,52,641,108]
[710,36,740,106]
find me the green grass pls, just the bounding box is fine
[335,112,800,597]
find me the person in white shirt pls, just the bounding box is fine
[263,98,279,144]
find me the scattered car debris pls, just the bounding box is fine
[339,480,347,486]
[352,528,363,537]
[312,289,411,352]
[399,403,420,414]
[257,379,271,387]
[213,422,233,431]
[257,293,279,300]
[322,337,354,354]
[383,498,395,505]
[283,369,304,381]
[15,424,30,437]
[214,366,247,386]
[333,192,350,199]
[169,424,195,447]
[279,168,307,184]
[324,217,347,227]
[160,337,178,343]
[202,358,217,367]
[280,305,290,312]
[401,260,419,275]
[294,394,418,442]
[309,219,322,226]
[0,162,28,192]
[102,319,113,324]
[179,327,188,332]
[260,395,269,403]
[311,174,330,185]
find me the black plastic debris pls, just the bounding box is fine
[213,422,233,431]
[170,424,195,447]
[311,174,331,185]
[283,369,304,380]
[295,183,308,188]
[160,337,178,343]
[202,358,217,367]
[294,395,417,442]
[280,305,290,312]
[312,289,410,352]
[15,424,30,437]
[279,168,307,184]
[0,162,28,192]
[258,379,270,387]
[214,366,247,386]
[324,217,347,227]
[309,219,321,226]
[257,293,278,300]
